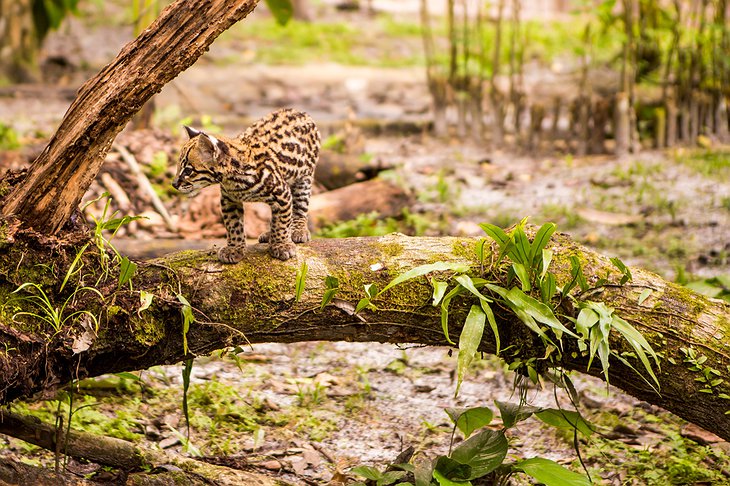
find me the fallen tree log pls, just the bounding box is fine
[315,150,393,190]
[0,410,287,485]
[0,228,728,442]
[308,178,413,227]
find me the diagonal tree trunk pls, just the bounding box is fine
[0,0,260,234]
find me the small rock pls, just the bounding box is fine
[260,460,283,470]
[454,221,483,237]
[681,423,723,445]
[302,449,321,467]
[158,436,181,449]
[290,456,308,475]
[137,210,164,229]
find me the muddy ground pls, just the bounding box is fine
[1,2,730,485]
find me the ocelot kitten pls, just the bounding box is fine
[173,108,320,262]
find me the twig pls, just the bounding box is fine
[113,143,176,232]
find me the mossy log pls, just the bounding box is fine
[0,410,290,485]
[0,229,729,443]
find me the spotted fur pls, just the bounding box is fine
[173,108,320,262]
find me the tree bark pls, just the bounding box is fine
[1,230,729,442]
[614,92,631,156]
[420,0,449,138]
[0,411,288,485]
[0,0,38,82]
[0,0,260,234]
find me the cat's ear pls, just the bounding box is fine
[198,133,228,162]
[184,126,201,139]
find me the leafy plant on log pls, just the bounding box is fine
[328,220,663,484]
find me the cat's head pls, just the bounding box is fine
[172,126,230,195]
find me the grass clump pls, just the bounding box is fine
[675,149,730,179]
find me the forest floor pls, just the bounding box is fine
[1,2,730,485]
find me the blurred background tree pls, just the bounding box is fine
[418,0,729,152]
[131,0,162,129]
[0,0,79,82]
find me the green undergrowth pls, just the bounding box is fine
[316,209,434,238]
[675,149,730,180]
[5,366,325,458]
[582,405,730,485]
[220,16,424,67]
[218,13,595,69]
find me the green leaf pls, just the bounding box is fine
[43,0,64,29]
[512,263,531,292]
[295,260,308,302]
[610,257,633,285]
[575,308,598,339]
[716,275,730,288]
[535,409,594,437]
[450,428,508,479]
[480,300,500,355]
[320,289,338,310]
[479,223,509,245]
[431,279,449,306]
[355,298,371,314]
[540,249,553,279]
[495,400,540,428]
[265,0,294,25]
[433,470,471,485]
[456,306,486,395]
[365,283,379,299]
[511,226,531,265]
[321,276,339,310]
[529,223,556,267]
[379,471,408,485]
[138,290,154,316]
[101,215,144,232]
[487,284,552,343]
[118,256,137,289]
[446,407,494,438]
[474,239,488,265]
[563,256,588,296]
[433,456,472,484]
[177,294,195,355]
[686,280,723,298]
[351,465,382,481]
[454,274,491,302]
[380,262,471,296]
[413,455,435,486]
[638,288,652,305]
[505,287,578,339]
[514,457,591,486]
[60,243,89,292]
[611,314,660,389]
[181,358,194,440]
[440,286,464,345]
[539,273,557,304]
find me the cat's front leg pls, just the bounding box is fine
[266,185,297,261]
[218,192,246,264]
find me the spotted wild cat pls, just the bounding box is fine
[172,108,320,262]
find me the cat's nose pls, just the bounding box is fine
[172,178,180,190]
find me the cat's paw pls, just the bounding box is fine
[218,245,246,264]
[291,225,310,243]
[268,241,297,261]
[258,231,270,243]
